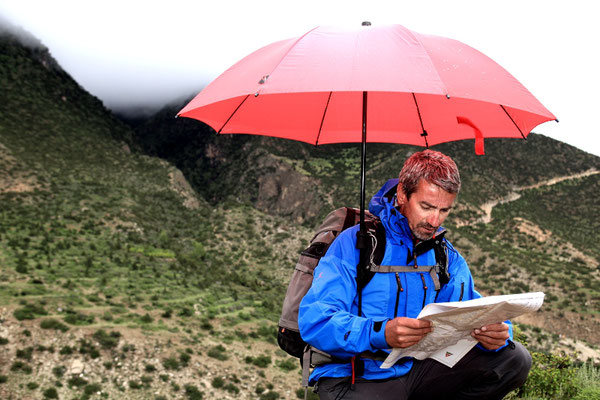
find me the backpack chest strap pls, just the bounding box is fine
[368,265,441,291]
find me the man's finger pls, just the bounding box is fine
[397,317,433,329]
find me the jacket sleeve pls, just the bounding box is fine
[437,242,514,351]
[298,228,389,358]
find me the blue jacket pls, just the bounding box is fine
[298,180,512,384]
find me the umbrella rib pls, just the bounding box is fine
[217,94,250,134]
[315,92,333,145]
[500,105,527,140]
[411,93,429,148]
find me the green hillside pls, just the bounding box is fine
[1,24,599,400]
[0,29,309,400]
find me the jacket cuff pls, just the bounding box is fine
[370,319,389,349]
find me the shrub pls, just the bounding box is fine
[145,363,157,372]
[163,356,180,370]
[43,387,59,399]
[52,365,66,378]
[184,384,203,399]
[179,352,191,367]
[129,380,142,389]
[277,358,298,372]
[0,337,8,345]
[178,307,194,317]
[260,391,280,400]
[84,383,102,395]
[0,375,7,384]
[14,303,47,320]
[573,386,600,400]
[518,351,578,399]
[16,346,34,361]
[212,376,224,388]
[10,360,32,374]
[64,311,94,325]
[207,345,228,361]
[246,354,271,368]
[140,313,153,323]
[40,318,69,332]
[27,381,39,390]
[93,329,120,349]
[68,376,88,387]
[59,345,74,355]
[79,339,100,358]
[224,383,240,394]
[296,387,319,399]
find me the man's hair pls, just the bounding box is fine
[398,150,461,198]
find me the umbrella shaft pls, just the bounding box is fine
[360,91,367,231]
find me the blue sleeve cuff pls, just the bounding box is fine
[370,319,389,349]
[476,321,513,352]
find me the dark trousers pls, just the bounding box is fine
[316,342,531,400]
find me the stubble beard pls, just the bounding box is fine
[413,223,437,241]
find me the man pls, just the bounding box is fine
[298,150,531,399]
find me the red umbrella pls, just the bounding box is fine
[178,23,556,232]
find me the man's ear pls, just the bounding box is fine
[396,184,407,207]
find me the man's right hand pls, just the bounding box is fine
[384,317,433,348]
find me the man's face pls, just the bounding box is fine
[397,179,457,241]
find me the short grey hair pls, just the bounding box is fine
[398,150,461,198]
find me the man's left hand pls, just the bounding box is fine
[471,322,509,350]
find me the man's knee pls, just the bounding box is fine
[508,341,533,387]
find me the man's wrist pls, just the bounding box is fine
[370,319,389,349]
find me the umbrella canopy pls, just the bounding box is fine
[178,24,556,151]
[178,23,556,239]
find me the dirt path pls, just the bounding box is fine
[478,168,599,224]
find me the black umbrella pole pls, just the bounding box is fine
[357,91,368,251]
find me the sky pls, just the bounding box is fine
[1,0,599,157]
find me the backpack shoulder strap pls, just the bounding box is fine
[356,216,386,316]
[433,237,450,286]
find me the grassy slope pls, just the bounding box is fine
[1,26,599,399]
[135,80,600,351]
[0,32,311,399]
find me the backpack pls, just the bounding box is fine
[277,199,450,386]
[277,207,385,359]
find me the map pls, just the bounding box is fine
[380,292,545,368]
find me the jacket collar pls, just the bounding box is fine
[378,194,446,246]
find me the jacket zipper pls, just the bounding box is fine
[420,274,428,308]
[459,282,465,301]
[394,273,403,318]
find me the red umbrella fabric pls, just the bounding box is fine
[178,24,556,153]
[178,23,556,237]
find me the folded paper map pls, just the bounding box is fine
[380,292,545,368]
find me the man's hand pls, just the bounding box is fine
[385,317,433,348]
[471,322,509,350]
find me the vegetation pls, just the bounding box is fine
[1,26,599,400]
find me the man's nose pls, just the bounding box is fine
[427,211,441,227]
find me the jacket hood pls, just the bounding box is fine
[369,178,399,217]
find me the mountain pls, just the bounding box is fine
[131,100,600,357]
[1,23,599,400]
[0,26,312,400]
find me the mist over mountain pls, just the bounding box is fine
[1,25,599,399]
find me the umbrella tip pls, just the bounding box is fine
[362,21,371,26]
